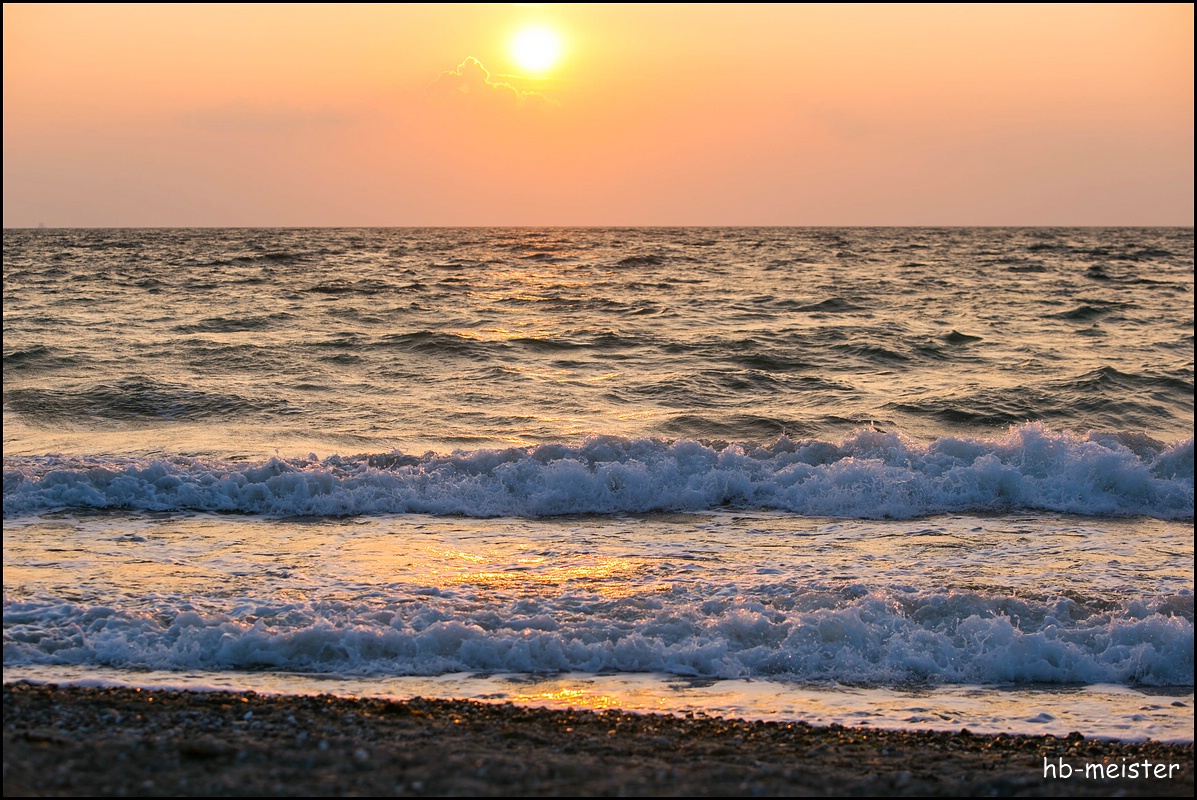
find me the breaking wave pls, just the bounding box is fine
[5,424,1192,520]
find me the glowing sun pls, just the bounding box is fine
[511,27,563,74]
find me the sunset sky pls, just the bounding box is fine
[3,3,1193,227]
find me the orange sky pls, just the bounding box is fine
[3,3,1193,226]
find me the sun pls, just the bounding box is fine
[511,26,563,74]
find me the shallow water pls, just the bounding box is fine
[3,509,1192,738]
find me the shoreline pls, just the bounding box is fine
[4,682,1193,796]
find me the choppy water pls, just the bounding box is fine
[3,227,1193,740]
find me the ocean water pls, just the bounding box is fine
[3,227,1193,741]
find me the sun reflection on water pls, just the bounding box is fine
[430,552,648,597]
[508,686,629,712]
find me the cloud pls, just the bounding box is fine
[429,57,555,111]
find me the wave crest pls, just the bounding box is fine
[4,424,1192,520]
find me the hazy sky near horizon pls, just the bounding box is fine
[3,3,1193,227]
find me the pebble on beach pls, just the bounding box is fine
[4,682,1193,796]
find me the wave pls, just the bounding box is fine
[3,587,1190,686]
[171,312,296,334]
[3,424,1192,520]
[2,345,81,372]
[3,378,295,423]
[887,367,1193,430]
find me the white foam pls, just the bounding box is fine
[4,424,1192,520]
[4,586,1192,687]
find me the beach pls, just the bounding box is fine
[4,682,1192,797]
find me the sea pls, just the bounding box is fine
[3,227,1193,742]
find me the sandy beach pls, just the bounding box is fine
[3,682,1192,796]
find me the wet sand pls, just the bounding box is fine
[4,682,1192,796]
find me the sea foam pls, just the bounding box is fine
[4,586,1191,686]
[4,424,1192,520]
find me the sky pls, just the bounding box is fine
[3,3,1193,227]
